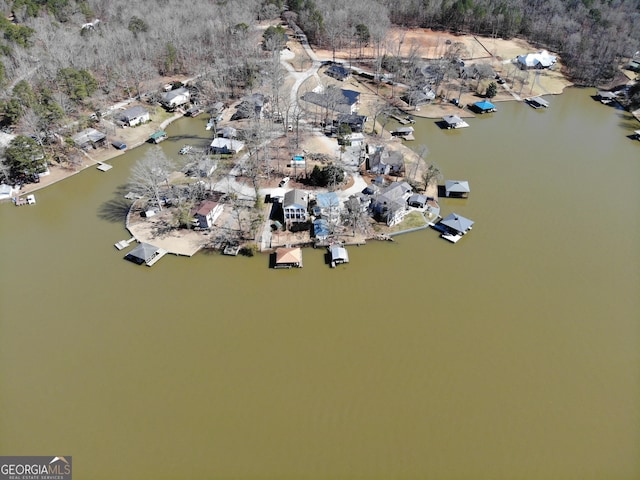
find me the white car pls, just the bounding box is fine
[279,177,290,187]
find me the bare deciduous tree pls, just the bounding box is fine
[129,147,175,211]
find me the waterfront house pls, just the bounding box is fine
[283,189,308,223]
[369,181,413,226]
[445,180,471,198]
[118,106,149,127]
[274,247,303,268]
[326,64,350,81]
[313,218,331,240]
[192,200,223,228]
[161,87,191,110]
[366,146,404,175]
[314,192,341,222]
[442,115,469,129]
[471,101,496,114]
[209,137,245,155]
[516,50,557,69]
[72,128,107,149]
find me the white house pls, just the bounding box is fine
[161,87,191,109]
[209,138,245,155]
[192,200,223,228]
[516,50,557,69]
[118,106,150,127]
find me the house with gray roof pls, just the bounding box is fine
[161,87,191,110]
[283,189,308,223]
[366,146,405,175]
[301,88,360,115]
[369,181,413,226]
[118,106,150,127]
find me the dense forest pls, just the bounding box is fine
[0,0,639,136]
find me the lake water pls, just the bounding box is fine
[1,88,639,479]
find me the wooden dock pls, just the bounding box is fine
[390,114,415,125]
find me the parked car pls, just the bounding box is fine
[279,177,290,187]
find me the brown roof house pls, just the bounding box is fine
[191,200,223,228]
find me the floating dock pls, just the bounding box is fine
[14,194,36,206]
[114,237,136,250]
[97,162,113,172]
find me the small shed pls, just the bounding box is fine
[445,180,471,198]
[274,247,303,268]
[73,128,107,149]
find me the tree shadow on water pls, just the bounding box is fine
[98,197,132,223]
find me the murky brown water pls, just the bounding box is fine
[1,88,639,479]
